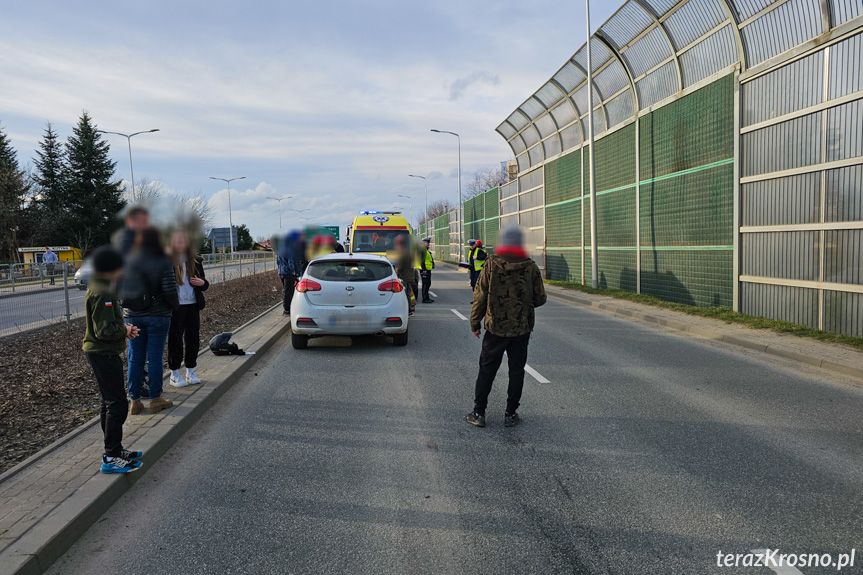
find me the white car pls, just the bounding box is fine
[290,253,410,349]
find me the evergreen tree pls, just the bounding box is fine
[32,122,68,245]
[0,125,30,262]
[236,224,253,251]
[62,112,125,253]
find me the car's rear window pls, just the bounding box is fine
[307,260,393,282]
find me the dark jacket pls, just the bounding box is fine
[191,256,209,310]
[470,253,547,337]
[123,252,180,318]
[82,276,127,355]
[112,227,137,255]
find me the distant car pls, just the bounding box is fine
[290,253,410,349]
[74,259,93,290]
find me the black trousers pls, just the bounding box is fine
[280,273,297,311]
[86,353,127,457]
[168,304,201,370]
[474,332,531,416]
[469,269,479,290]
[420,270,432,301]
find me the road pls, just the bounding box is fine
[48,268,863,575]
[0,260,274,337]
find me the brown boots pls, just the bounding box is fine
[148,397,173,413]
[129,397,173,415]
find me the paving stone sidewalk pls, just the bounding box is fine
[0,306,289,575]
[545,284,863,381]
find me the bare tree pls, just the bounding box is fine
[464,167,507,199]
[70,226,96,257]
[418,199,456,225]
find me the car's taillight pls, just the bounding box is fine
[385,317,402,327]
[378,279,403,293]
[296,279,322,293]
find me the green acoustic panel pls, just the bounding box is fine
[484,218,499,248]
[596,250,638,292]
[595,123,636,192]
[546,202,582,248]
[547,249,582,282]
[484,188,499,218]
[597,188,636,247]
[641,249,733,307]
[639,73,734,181]
[545,151,582,205]
[640,162,734,247]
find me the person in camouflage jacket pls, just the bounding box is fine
[467,227,546,428]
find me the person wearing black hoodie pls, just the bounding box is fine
[122,227,180,415]
[467,227,546,428]
[167,229,209,387]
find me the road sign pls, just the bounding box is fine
[207,227,237,250]
[321,226,340,241]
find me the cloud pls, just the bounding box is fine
[0,0,622,240]
[449,71,501,101]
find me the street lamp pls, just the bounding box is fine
[408,174,427,226]
[398,194,413,228]
[267,196,293,232]
[431,129,462,260]
[210,176,246,259]
[585,0,599,288]
[95,128,159,202]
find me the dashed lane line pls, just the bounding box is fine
[750,549,805,575]
[524,363,551,384]
[451,309,468,320]
[428,291,438,298]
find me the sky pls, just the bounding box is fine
[0,0,618,240]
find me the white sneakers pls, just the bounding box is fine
[169,368,201,387]
[186,368,201,385]
[169,370,188,388]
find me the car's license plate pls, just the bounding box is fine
[328,313,368,327]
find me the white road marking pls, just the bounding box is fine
[450,309,468,320]
[524,364,550,384]
[428,291,438,298]
[52,295,86,302]
[503,351,551,383]
[750,550,805,575]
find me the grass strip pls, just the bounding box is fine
[545,280,863,351]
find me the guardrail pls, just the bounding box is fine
[0,252,277,339]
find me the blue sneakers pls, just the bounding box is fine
[119,449,143,461]
[100,455,142,474]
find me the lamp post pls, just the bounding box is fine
[210,176,246,259]
[267,196,293,232]
[431,129,462,260]
[398,194,413,228]
[95,129,159,202]
[408,174,427,226]
[585,0,599,288]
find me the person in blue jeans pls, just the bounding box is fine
[121,227,180,415]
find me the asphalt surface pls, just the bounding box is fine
[0,260,273,337]
[47,268,863,575]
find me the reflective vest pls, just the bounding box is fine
[471,248,486,271]
[422,249,435,270]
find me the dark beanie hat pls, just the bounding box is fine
[91,245,123,273]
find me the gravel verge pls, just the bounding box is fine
[0,271,282,473]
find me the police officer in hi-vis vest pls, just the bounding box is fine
[420,237,435,303]
[468,240,488,292]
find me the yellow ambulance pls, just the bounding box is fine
[348,211,412,256]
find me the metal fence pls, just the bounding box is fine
[0,252,277,339]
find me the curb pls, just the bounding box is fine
[0,304,289,575]
[546,287,863,382]
[0,302,281,486]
